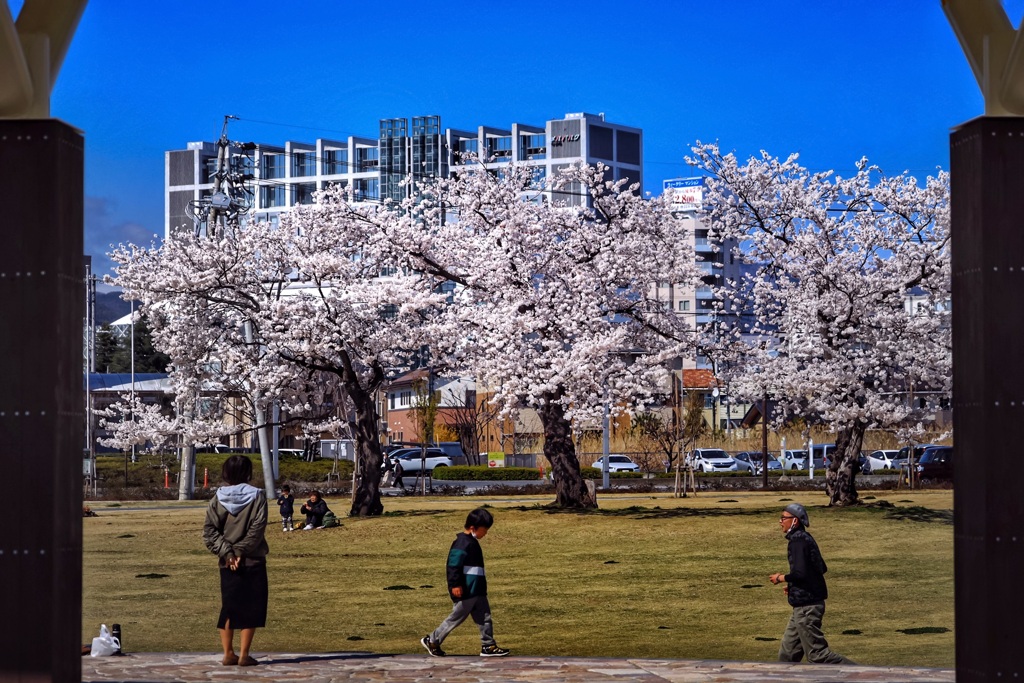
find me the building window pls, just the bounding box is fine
[457,138,479,160]
[355,178,379,202]
[201,157,217,184]
[380,303,397,320]
[389,394,396,410]
[589,125,614,161]
[261,154,285,179]
[399,391,411,407]
[529,166,547,188]
[260,185,285,208]
[356,147,379,172]
[292,183,316,205]
[293,151,316,177]
[616,130,641,165]
[488,136,512,159]
[679,300,690,311]
[521,134,546,160]
[325,148,349,175]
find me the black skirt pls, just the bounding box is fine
[217,561,268,629]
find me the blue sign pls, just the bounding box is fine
[663,177,703,190]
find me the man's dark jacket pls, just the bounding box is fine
[300,498,329,525]
[784,527,829,607]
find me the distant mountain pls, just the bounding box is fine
[95,291,131,326]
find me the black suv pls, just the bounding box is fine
[915,446,953,481]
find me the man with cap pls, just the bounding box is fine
[769,502,854,665]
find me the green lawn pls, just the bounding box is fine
[83,490,953,666]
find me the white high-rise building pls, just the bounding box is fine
[164,112,642,238]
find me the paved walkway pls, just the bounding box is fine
[82,652,954,682]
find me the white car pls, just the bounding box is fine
[689,449,738,473]
[777,449,810,470]
[392,448,453,474]
[864,449,901,473]
[591,455,640,472]
[733,451,782,474]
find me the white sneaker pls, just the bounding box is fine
[303,524,314,530]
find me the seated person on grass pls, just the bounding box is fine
[299,491,330,529]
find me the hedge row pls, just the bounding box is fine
[431,466,542,481]
[94,453,353,488]
[579,469,644,479]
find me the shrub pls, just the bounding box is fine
[431,466,541,481]
[580,469,644,479]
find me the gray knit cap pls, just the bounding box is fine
[784,503,809,527]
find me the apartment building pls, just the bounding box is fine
[164,112,643,237]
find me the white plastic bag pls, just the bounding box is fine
[90,624,120,657]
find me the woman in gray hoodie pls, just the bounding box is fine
[203,455,269,667]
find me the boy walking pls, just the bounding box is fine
[421,508,509,657]
[276,485,294,532]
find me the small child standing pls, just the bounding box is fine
[421,508,509,657]
[276,485,294,532]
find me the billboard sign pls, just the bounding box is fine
[663,177,704,212]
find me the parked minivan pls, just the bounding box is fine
[811,443,835,469]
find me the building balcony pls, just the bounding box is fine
[695,286,715,299]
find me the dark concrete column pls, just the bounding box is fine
[0,120,84,682]
[951,117,1024,682]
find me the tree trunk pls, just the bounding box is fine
[825,421,866,506]
[538,394,596,509]
[348,390,385,517]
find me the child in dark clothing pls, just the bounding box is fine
[421,508,509,657]
[276,485,294,532]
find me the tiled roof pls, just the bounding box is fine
[681,369,719,389]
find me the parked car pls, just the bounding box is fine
[389,448,453,474]
[915,445,953,481]
[864,449,901,473]
[896,444,937,465]
[591,455,641,472]
[777,449,810,470]
[731,451,760,473]
[212,445,256,454]
[689,448,738,473]
[732,451,781,474]
[811,443,835,469]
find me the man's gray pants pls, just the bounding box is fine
[778,602,854,664]
[430,595,495,647]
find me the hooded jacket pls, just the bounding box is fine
[784,526,828,607]
[203,483,269,567]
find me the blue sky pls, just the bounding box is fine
[37,1,1009,278]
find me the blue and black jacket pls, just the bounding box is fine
[445,531,487,602]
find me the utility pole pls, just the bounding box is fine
[184,116,269,498]
[761,393,769,488]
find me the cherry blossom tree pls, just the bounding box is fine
[111,202,448,515]
[689,144,951,506]
[111,161,700,511]
[378,162,701,508]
